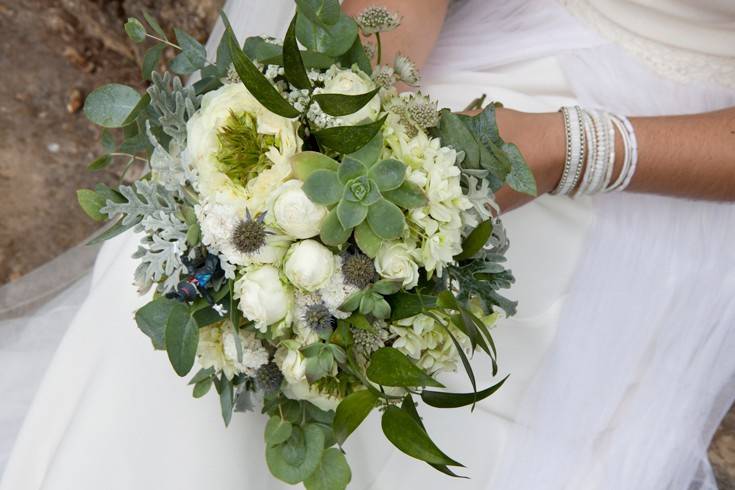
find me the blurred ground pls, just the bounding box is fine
[0,0,734,486]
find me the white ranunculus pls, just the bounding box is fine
[375,242,420,289]
[234,266,291,332]
[282,379,340,412]
[270,180,328,239]
[185,83,301,199]
[284,240,335,291]
[274,344,307,385]
[322,67,380,126]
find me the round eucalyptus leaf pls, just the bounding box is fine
[304,447,352,490]
[266,416,294,446]
[124,18,146,43]
[296,11,357,57]
[83,84,142,128]
[266,424,325,484]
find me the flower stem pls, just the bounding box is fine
[375,33,382,65]
[145,33,181,51]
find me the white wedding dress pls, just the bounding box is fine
[2,1,735,489]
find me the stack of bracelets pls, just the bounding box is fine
[551,105,639,196]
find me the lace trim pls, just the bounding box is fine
[559,0,735,89]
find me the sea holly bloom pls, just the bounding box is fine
[355,5,401,35]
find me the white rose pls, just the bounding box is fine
[270,180,328,239]
[284,240,335,291]
[375,242,420,289]
[282,379,340,412]
[235,265,290,332]
[322,67,380,126]
[274,344,307,384]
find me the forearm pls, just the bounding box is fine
[495,107,735,210]
[341,0,448,70]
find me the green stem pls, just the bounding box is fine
[145,33,181,51]
[375,33,382,65]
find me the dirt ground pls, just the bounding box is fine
[0,0,733,486]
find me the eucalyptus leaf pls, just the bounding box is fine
[77,189,107,221]
[313,116,386,154]
[124,18,146,43]
[304,447,352,490]
[188,367,215,385]
[142,10,168,41]
[421,375,509,409]
[135,297,187,350]
[165,315,199,377]
[366,347,444,388]
[221,13,300,118]
[142,43,165,81]
[333,390,378,445]
[266,416,294,446]
[296,0,341,27]
[296,10,357,57]
[83,84,142,128]
[218,374,234,426]
[283,15,311,90]
[266,425,325,484]
[366,198,405,240]
[173,28,207,71]
[192,377,212,398]
[337,36,372,75]
[313,88,379,117]
[381,405,463,466]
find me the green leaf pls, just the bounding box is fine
[265,416,294,446]
[329,320,353,348]
[503,142,537,196]
[188,367,214,385]
[373,279,402,295]
[422,375,509,408]
[304,447,352,490]
[296,0,341,27]
[371,298,391,319]
[192,377,212,398]
[337,157,367,184]
[333,390,378,445]
[165,315,199,377]
[124,18,146,43]
[135,297,187,350]
[314,116,386,154]
[303,169,342,205]
[381,405,462,466]
[83,84,142,128]
[366,347,444,388]
[266,424,325,484]
[217,374,234,426]
[100,129,116,153]
[142,10,168,41]
[382,181,428,209]
[172,28,207,73]
[86,216,138,245]
[347,131,382,167]
[366,198,405,240]
[291,152,340,181]
[77,189,107,221]
[320,208,352,246]
[244,36,282,61]
[296,10,358,57]
[313,88,379,117]
[455,220,493,261]
[336,199,367,229]
[387,292,437,320]
[221,13,300,118]
[354,221,381,258]
[142,43,165,81]
[337,36,372,75]
[121,92,151,127]
[338,291,362,312]
[283,15,311,90]
[369,159,406,192]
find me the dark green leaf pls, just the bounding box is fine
[221,13,300,118]
[503,142,537,196]
[77,189,107,221]
[367,347,444,388]
[142,10,167,41]
[188,367,214,385]
[266,424,325,484]
[338,291,362,312]
[381,405,462,466]
[165,314,199,377]
[304,447,352,490]
[142,43,165,81]
[192,76,223,95]
[388,292,437,320]
[347,131,382,167]
[337,36,372,75]
[124,18,146,43]
[313,115,386,154]
[296,10,357,57]
[217,374,234,426]
[135,297,187,350]
[83,84,142,128]
[333,390,378,445]
[244,36,282,61]
[296,0,341,27]
[382,181,428,209]
[265,416,294,446]
[283,15,311,90]
[422,375,509,409]
[313,88,379,117]
[455,220,493,261]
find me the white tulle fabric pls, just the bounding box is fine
[1,0,734,489]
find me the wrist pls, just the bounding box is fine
[496,108,566,195]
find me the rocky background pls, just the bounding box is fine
[0,0,732,486]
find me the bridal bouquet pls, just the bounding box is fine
[77,2,535,488]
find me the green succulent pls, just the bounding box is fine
[291,133,427,251]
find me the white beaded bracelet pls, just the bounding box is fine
[552,106,585,196]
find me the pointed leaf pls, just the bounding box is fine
[369,158,406,191]
[422,376,509,409]
[503,142,537,196]
[337,199,367,229]
[283,15,311,90]
[142,43,165,80]
[320,208,352,245]
[192,377,212,398]
[338,36,372,75]
[303,169,342,205]
[221,13,300,118]
[313,88,379,117]
[382,181,428,209]
[142,10,168,40]
[366,198,405,240]
[77,189,107,221]
[217,374,234,426]
[291,151,339,180]
[296,10,357,57]
[366,347,444,388]
[314,115,386,154]
[381,405,463,466]
[337,157,367,184]
[455,220,493,261]
[165,315,199,377]
[333,390,378,444]
[387,292,437,321]
[347,131,382,167]
[354,221,381,258]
